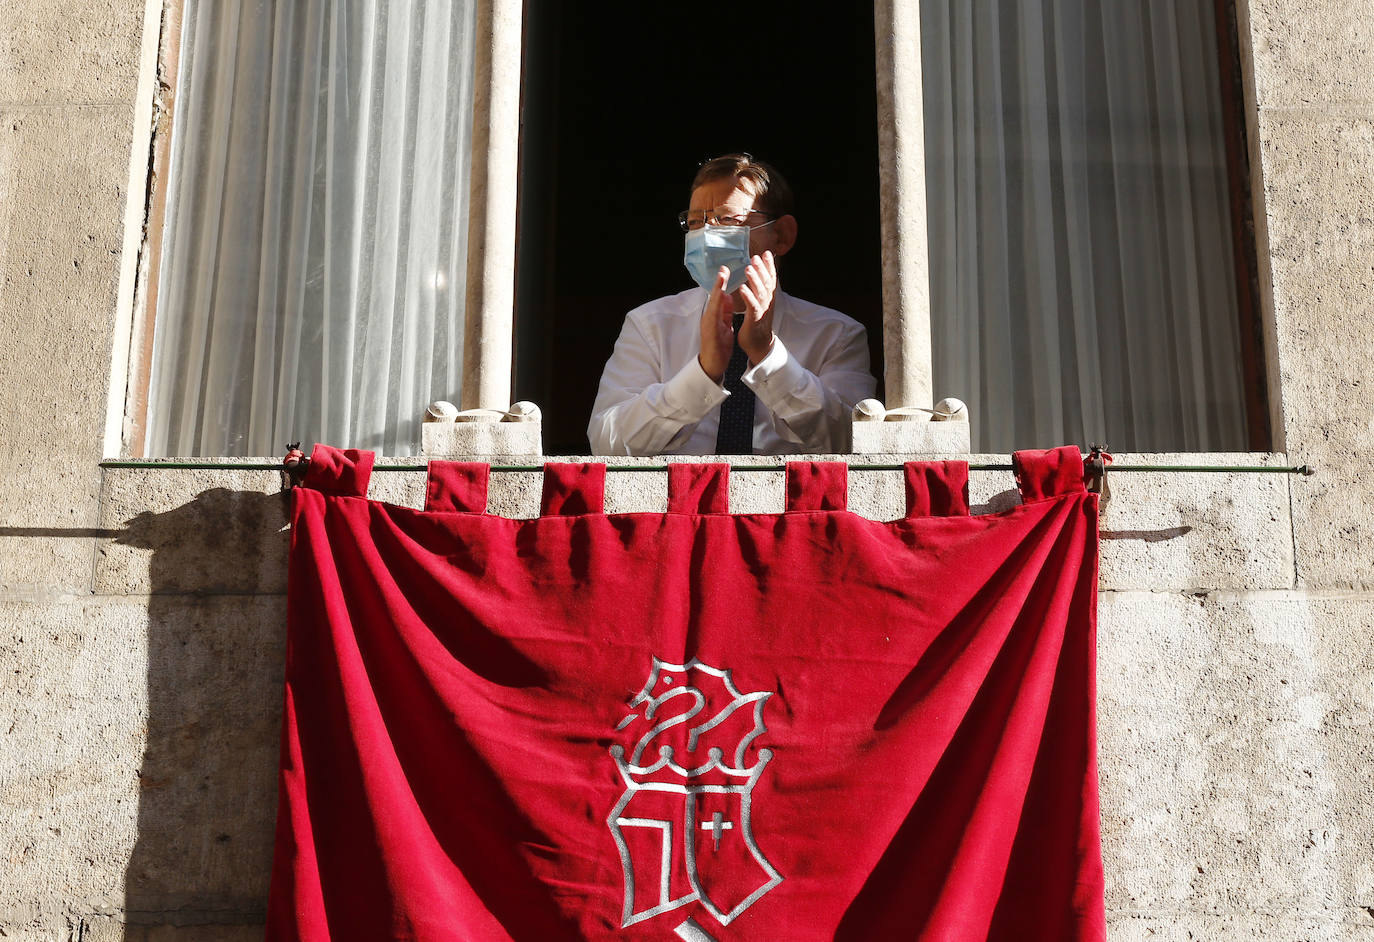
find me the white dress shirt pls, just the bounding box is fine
[588,288,876,455]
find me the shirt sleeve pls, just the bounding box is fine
[741,320,876,453]
[587,312,729,456]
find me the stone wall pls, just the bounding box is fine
[2,0,1373,939]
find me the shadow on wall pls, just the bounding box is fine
[112,487,290,941]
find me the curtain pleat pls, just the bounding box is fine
[146,0,477,456]
[923,0,1249,452]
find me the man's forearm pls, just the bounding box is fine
[742,335,876,452]
[588,357,729,456]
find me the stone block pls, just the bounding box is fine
[1098,592,1374,920]
[1247,0,1374,110]
[1253,113,1374,588]
[421,418,543,458]
[850,415,971,454]
[0,107,132,444]
[845,467,905,521]
[0,596,284,931]
[124,595,284,922]
[0,600,144,928]
[365,464,427,510]
[0,0,144,104]
[485,470,544,519]
[1258,114,1374,289]
[0,480,100,598]
[728,468,786,515]
[1108,910,1374,940]
[1097,454,1294,592]
[602,470,667,515]
[1289,463,1374,592]
[96,468,289,595]
[0,104,139,596]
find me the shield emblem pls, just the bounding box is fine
[609,658,783,929]
[685,787,783,926]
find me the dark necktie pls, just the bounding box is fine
[714,315,756,454]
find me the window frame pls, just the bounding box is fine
[104,0,182,459]
[872,0,1278,451]
[107,0,1279,458]
[106,0,523,460]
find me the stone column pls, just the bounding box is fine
[874,0,933,411]
[462,0,522,411]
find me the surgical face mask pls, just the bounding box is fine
[683,224,752,293]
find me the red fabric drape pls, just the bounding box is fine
[667,463,731,514]
[268,450,1104,942]
[904,460,971,518]
[424,461,489,513]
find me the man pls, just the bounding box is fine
[587,154,876,455]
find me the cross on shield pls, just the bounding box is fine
[684,779,782,924]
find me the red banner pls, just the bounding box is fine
[267,447,1104,941]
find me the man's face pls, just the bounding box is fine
[687,177,783,259]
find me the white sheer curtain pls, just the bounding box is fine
[922,0,1249,452]
[146,0,477,456]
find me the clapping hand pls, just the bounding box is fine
[698,267,734,383]
[736,251,778,364]
[698,251,779,383]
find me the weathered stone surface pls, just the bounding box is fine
[484,469,543,519]
[123,596,284,919]
[0,0,144,105]
[96,469,289,595]
[7,914,268,942]
[0,596,283,939]
[0,104,136,598]
[1098,592,1374,922]
[1097,455,1294,592]
[1255,112,1374,589]
[364,463,427,509]
[0,601,143,936]
[850,415,970,454]
[422,419,543,458]
[1107,910,1374,940]
[601,470,667,515]
[1247,0,1374,109]
[0,105,131,440]
[845,467,905,521]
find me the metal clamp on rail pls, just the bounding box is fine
[1085,444,1112,502]
[282,443,310,490]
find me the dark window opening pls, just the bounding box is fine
[515,3,883,455]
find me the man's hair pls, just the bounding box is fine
[691,153,794,217]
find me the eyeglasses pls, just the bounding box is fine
[677,208,776,232]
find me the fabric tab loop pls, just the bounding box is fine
[302,444,374,497]
[904,461,971,517]
[667,463,731,514]
[1013,446,1086,502]
[424,462,490,513]
[540,463,606,516]
[785,461,848,511]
